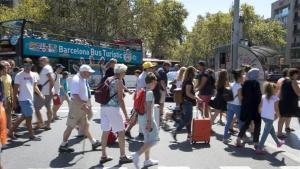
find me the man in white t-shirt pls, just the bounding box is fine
[59,64,100,152]
[52,64,65,121]
[34,57,55,130]
[8,58,44,140]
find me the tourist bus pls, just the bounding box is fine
[0,19,143,88]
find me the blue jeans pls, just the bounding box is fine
[258,117,280,148]
[223,103,241,139]
[176,100,193,134]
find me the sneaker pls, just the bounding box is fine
[143,159,159,167]
[92,140,101,150]
[277,140,285,148]
[125,131,133,139]
[255,148,266,155]
[59,145,74,153]
[136,133,144,141]
[133,153,140,169]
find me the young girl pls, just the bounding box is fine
[60,71,70,104]
[256,82,285,154]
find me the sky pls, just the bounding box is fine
[179,0,277,31]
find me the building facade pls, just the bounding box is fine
[272,0,300,67]
[0,0,19,8]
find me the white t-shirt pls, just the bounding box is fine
[136,71,147,91]
[227,82,242,105]
[53,73,62,94]
[39,65,54,95]
[15,71,38,101]
[70,73,89,102]
[261,95,279,120]
[146,90,154,118]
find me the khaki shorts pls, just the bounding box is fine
[159,90,166,104]
[34,95,52,110]
[66,100,88,128]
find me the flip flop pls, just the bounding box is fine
[100,156,113,164]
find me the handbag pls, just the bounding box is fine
[208,97,217,109]
[223,87,234,102]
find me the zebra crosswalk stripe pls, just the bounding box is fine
[280,167,300,169]
[95,167,191,169]
[219,167,252,169]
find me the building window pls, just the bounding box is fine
[275,6,290,18]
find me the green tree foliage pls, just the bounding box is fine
[172,3,286,65]
[0,1,284,63]
[0,0,48,22]
[0,0,188,59]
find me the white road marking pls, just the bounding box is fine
[281,167,300,169]
[95,167,128,169]
[220,167,252,169]
[94,167,191,169]
[158,167,190,169]
[28,168,65,169]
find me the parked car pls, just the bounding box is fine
[166,71,177,102]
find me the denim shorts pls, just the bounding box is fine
[138,114,158,145]
[19,100,34,118]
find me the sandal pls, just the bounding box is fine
[285,127,295,132]
[43,126,52,131]
[100,156,113,164]
[119,155,133,164]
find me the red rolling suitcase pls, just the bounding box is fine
[191,101,211,144]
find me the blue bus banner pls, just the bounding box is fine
[23,38,143,65]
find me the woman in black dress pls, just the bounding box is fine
[277,68,300,138]
[211,69,229,124]
[236,68,262,148]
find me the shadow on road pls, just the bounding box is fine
[128,139,144,152]
[168,140,210,152]
[224,144,287,167]
[50,150,95,168]
[284,132,300,150]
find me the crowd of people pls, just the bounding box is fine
[0,56,299,169]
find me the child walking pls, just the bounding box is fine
[133,72,159,169]
[256,82,285,154]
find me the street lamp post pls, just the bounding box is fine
[232,0,240,70]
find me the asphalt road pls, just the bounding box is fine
[2,94,300,169]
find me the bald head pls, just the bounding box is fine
[39,56,49,66]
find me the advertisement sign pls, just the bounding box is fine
[23,38,142,65]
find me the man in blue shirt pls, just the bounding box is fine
[156,61,171,125]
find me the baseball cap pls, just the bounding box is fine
[198,60,206,66]
[143,62,156,69]
[56,64,65,69]
[79,64,95,73]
